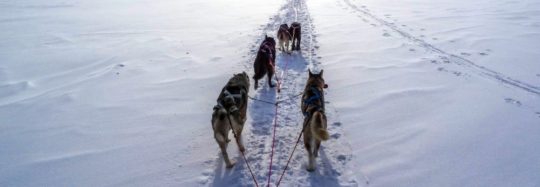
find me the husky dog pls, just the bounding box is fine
[253,35,276,90]
[289,22,301,51]
[277,24,292,53]
[212,72,250,168]
[301,69,329,172]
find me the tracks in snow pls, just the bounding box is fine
[202,0,359,186]
[342,0,540,96]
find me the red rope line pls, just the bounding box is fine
[226,114,260,187]
[267,102,280,187]
[266,56,292,187]
[240,148,260,187]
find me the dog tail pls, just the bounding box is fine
[310,111,329,141]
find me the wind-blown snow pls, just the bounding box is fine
[313,0,540,186]
[1,0,539,186]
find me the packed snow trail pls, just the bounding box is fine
[201,0,359,186]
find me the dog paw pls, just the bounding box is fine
[306,167,315,172]
[269,84,275,88]
[239,146,246,153]
[226,161,236,169]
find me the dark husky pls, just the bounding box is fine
[253,35,276,90]
[289,22,301,51]
[277,23,292,53]
[212,72,250,168]
[301,69,329,172]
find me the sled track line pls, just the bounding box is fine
[223,0,316,185]
[343,0,540,96]
[263,0,316,184]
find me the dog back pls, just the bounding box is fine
[289,22,301,36]
[277,24,290,40]
[217,72,250,119]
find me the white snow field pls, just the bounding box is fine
[1,0,539,186]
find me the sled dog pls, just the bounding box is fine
[301,69,329,172]
[289,22,301,51]
[253,35,276,90]
[277,23,292,53]
[212,72,250,168]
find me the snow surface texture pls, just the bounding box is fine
[315,0,540,186]
[1,0,540,186]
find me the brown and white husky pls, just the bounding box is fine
[212,72,250,168]
[301,69,329,172]
[277,23,292,54]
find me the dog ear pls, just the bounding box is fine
[308,69,312,77]
[265,34,268,39]
[319,69,323,77]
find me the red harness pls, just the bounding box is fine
[279,26,292,39]
[291,25,300,33]
[260,42,275,66]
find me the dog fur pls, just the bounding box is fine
[253,35,276,90]
[212,72,250,168]
[301,69,329,172]
[289,22,301,51]
[277,24,292,54]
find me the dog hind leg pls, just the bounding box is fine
[296,31,301,50]
[314,140,321,157]
[307,139,316,172]
[304,131,315,172]
[253,59,267,90]
[236,136,245,153]
[279,39,284,51]
[285,39,290,54]
[234,119,246,153]
[267,65,275,88]
[216,133,235,168]
[254,78,259,90]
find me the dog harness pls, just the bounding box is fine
[214,88,247,114]
[260,41,274,65]
[279,26,292,38]
[303,86,324,117]
[291,24,300,33]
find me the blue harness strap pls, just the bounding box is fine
[303,86,323,117]
[304,87,321,105]
[260,42,274,62]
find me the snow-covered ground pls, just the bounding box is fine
[314,0,540,186]
[1,0,539,186]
